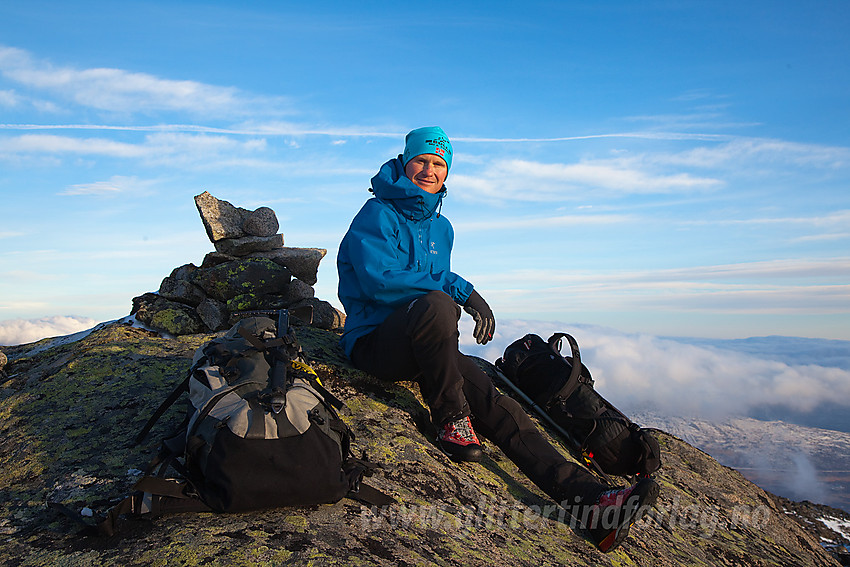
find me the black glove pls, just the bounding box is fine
[463,289,495,345]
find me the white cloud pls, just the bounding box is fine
[0,315,98,346]
[794,232,850,243]
[60,175,152,196]
[684,209,850,229]
[0,134,147,157]
[0,121,406,140]
[0,45,289,117]
[0,89,20,106]
[654,138,850,170]
[451,157,722,202]
[0,132,270,166]
[453,132,733,143]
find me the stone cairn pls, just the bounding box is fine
[130,191,344,335]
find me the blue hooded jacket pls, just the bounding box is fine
[337,157,474,357]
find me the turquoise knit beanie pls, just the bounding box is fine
[402,126,453,171]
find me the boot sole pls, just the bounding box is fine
[437,440,483,462]
[594,478,660,553]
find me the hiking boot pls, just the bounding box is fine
[583,477,659,553]
[437,416,483,462]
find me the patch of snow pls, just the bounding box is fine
[819,516,850,540]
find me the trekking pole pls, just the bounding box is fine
[474,357,616,485]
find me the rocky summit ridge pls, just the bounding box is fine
[1,321,848,566]
[1,194,849,566]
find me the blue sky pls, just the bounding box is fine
[2,0,849,344]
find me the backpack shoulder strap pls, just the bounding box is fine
[134,367,194,445]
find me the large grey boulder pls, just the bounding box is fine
[194,191,251,242]
[244,206,279,237]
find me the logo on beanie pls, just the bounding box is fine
[426,137,452,158]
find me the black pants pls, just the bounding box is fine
[350,291,604,504]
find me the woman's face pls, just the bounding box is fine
[404,153,448,194]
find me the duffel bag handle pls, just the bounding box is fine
[548,332,580,361]
[546,333,583,404]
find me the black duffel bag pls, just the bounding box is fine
[495,333,661,478]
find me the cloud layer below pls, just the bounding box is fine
[459,318,850,426]
[0,315,98,346]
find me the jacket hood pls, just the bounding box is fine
[370,157,445,222]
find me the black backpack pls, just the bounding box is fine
[495,333,661,480]
[53,310,392,536]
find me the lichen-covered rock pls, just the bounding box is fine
[243,206,279,237]
[252,247,327,286]
[0,349,6,374]
[150,304,205,335]
[0,323,844,566]
[194,191,251,242]
[190,258,291,302]
[196,297,229,331]
[214,234,284,257]
[131,293,205,335]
